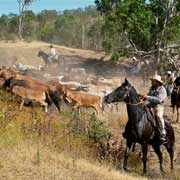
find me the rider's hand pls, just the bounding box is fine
[139,94,147,101]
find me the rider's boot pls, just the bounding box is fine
[160,131,168,144]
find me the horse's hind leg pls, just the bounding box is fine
[142,144,148,174]
[165,145,174,170]
[123,140,132,171]
[132,143,136,152]
[152,145,164,174]
[176,106,179,123]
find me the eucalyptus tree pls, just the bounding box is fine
[95,0,180,72]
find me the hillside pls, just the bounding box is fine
[0,40,106,66]
[0,90,150,180]
[0,41,179,180]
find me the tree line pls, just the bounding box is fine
[0,6,105,50]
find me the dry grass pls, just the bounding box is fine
[0,89,151,180]
[0,141,150,180]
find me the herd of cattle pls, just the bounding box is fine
[0,66,118,114]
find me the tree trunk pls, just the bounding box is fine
[18,1,23,40]
[155,45,161,75]
[82,24,85,49]
[18,0,26,40]
[18,16,23,40]
[154,0,174,74]
[154,14,160,74]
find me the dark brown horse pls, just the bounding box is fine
[105,79,175,174]
[37,50,61,67]
[171,87,180,122]
[171,77,180,122]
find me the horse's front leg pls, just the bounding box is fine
[45,63,48,69]
[123,140,133,171]
[142,143,148,174]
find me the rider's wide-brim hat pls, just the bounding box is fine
[150,74,164,84]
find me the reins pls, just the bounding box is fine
[124,101,144,106]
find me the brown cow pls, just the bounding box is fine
[64,89,101,114]
[9,77,62,112]
[0,78,5,89]
[49,81,70,95]
[14,74,57,92]
[12,86,48,112]
[0,69,44,87]
[0,68,62,112]
[0,68,16,80]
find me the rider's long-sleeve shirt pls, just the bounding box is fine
[50,48,56,56]
[146,85,167,108]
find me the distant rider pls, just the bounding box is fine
[165,71,174,97]
[48,45,56,64]
[141,75,167,143]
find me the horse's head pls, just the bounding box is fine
[105,79,136,104]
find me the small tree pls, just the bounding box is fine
[17,0,34,40]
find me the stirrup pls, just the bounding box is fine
[160,135,168,144]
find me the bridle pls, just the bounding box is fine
[120,86,144,106]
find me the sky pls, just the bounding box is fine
[0,0,95,15]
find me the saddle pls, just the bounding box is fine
[144,106,157,129]
[123,106,163,140]
[123,107,157,140]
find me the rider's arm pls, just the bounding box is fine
[146,96,161,104]
[146,87,167,104]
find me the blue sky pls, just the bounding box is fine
[0,0,95,15]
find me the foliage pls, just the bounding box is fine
[95,0,180,62]
[87,113,111,144]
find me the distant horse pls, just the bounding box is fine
[171,86,180,123]
[105,79,175,174]
[171,77,180,122]
[37,50,61,67]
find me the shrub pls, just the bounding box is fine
[87,113,111,144]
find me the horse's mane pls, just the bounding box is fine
[127,83,141,103]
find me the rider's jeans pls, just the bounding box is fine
[48,55,54,64]
[155,105,166,135]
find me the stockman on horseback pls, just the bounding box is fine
[141,74,167,142]
[48,45,56,64]
[165,71,174,96]
[171,76,180,107]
